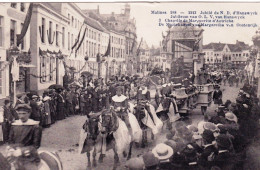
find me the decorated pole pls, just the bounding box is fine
[11,55,19,105]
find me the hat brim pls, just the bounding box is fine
[152,145,174,161]
[89,112,101,118]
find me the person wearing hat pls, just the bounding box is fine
[2,99,17,143]
[125,157,145,170]
[214,134,236,170]
[29,95,41,123]
[56,88,66,120]
[42,96,52,128]
[199,129,217,169]
[213,85,223,109]
[7,104,42,170]
[111,85,132,135]
[152,143,173,170]
[142,151,159,170]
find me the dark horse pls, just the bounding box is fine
[133,102,153,147]
[156,96,179,129]
[100,108,133,169]
[81,114,103,168]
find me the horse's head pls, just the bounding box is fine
[134,103,146,121]
[100,109,118,133]
[83,116,100,140]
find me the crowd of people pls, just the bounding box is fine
[0,67,258,170]
[125,83,260,170]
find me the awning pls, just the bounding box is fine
[19,63,36,68]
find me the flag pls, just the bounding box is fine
[11,56,20,81]
[75,26,87,54]
[104,38,111,57]
[17,3,33,47]
[72,23,84,50]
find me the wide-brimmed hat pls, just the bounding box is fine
[152,143,174,161]
[225,112,238,123]
[187,125,198,133]
[88,112,101,119]
[32,95,38,99]
[142,151,159,168]
[15,104,32,113]
[126,157,144,170]
[43,96,51,102]
[203,122,218,132]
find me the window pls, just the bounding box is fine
[71,34,73,48]
[56,24,59,46]
[20,3,25,12]
[11,3,17,8]
[49,21,52,44]
[68,14,70,24]
[0,16,3,47]
[49,57,55,81]
[10,20,16,46]
[68,32,70,50]
[41,18,45,43]
[72,16,74,26]
[86,28,88,37]
[62,27,65,48]
[21,23,25,49]
[40,56,46,82]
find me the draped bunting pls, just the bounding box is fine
[75,26,87,53]
[72,23,84,50]
[17,3,33,47]
[104,38,111,57]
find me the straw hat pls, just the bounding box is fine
[152,143,174,161]
[225,112,238,123]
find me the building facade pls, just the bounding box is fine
[161,23,204,76]
[0,2,31,99]
[203,41,250,69]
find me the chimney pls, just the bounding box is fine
[97,5,100,14]
[112,12,114,16]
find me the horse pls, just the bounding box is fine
[156,96,180,130]
[79,114,104,168]
[0,149,63,170]
[100,108,133,169]
[129,101,163,147]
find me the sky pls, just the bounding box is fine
[77,2,260,48]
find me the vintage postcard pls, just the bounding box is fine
[0,2,260,170]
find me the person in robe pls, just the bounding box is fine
[111,86,132,134]
[56,88,65,120]
[7,104,42,170]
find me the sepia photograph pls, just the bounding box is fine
[0,1,260,170]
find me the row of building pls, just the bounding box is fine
[0,2,137,99]
[203,40,250,69]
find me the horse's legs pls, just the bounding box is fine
[151,130,154,140]
[127,141,133,160]
[87,151,91,167]
[93,145,97,167]
[112,141,120,169]
[142,130,147,148]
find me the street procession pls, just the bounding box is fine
[1,2,260,170]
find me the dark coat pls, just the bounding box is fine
[213,90,223,104]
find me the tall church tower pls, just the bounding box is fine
[124,3,130,18]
